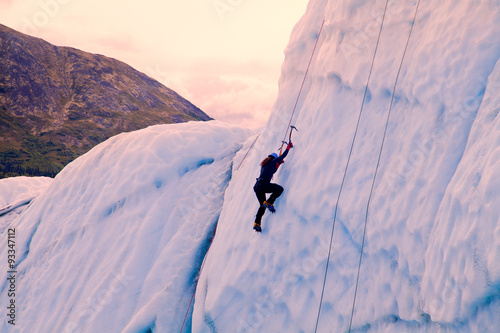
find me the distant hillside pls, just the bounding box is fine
[0,24,211,178]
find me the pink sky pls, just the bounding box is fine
[0,0,309,129]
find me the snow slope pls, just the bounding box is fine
[0,177,52,209]
[0,121,251,332]
[0,177,52,232]
[192,0,500,332]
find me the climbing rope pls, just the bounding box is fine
[236,133,261,171]
[348,1,422,332]
[314,1,391,331]
[279,19,325,155]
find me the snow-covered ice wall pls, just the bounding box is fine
[0,121,251,332]
[193,0,500,332]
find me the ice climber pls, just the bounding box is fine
[253,141,293,232]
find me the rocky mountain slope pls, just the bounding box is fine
[0,24,211,177]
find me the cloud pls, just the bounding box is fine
[147,59,279,130]
[0,0,13,9]
[93,34,139,54]
[196,75,274,128]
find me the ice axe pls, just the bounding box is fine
[279,125,298,154]
[289,125,298,143]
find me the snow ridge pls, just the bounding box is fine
[0,121,252,333]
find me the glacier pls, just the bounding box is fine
[0,121,252,332]
[0,0,499,332]
[192,0,500,332]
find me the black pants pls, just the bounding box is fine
[253,180,283,224]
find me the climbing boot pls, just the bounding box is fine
[253,223,262,232]
[263,201,276,213]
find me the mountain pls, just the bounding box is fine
[0,24,211,178]
[1,0,500,332]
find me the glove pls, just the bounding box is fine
[287,141,294,149]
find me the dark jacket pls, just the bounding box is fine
[257,148,290,183]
